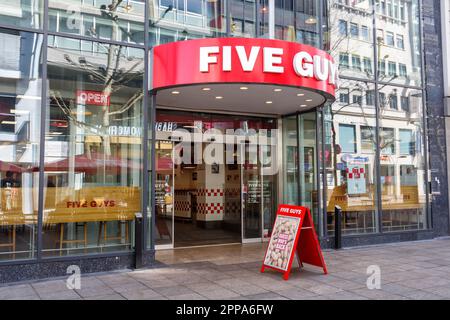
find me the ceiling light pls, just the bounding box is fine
[1,121,16,125]
[215,96,223,99]
[297,93,305,96]
[305,16,318,25]
[16,95,41,100]
[306,99,313,102]
[202,87,211,91]
[10,109,30,115]
[265,101,273,104]
[171,91,180,95]
[274,88,282,92]
[70,111,93,116]
[300,104,307,107]
[240,86,249,90]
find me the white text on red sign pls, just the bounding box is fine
[199,46,338,85]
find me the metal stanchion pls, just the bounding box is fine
[134,212,143,269]
[334,205,342,250]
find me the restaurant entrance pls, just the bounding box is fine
[154,110,278,248]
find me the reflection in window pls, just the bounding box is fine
[376,0,421,86]
[274,0,321,47]
[231,0,256,37]
[380,87,427,232]
[282,116,298,205]
[150,0,226,45]
[48,0,145,44]
[42,36,144,256]
[0,28,42,261]
[325,80,378,236]
[339,124,356,154]
[380,128,395,155]
[330,0,375,80]
[361,126,375,153]
[0,0,43,29]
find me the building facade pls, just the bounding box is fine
[0,0,448,283]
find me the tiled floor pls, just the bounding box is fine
[2,238,450,300]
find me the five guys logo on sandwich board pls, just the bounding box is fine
[261,204,327,280]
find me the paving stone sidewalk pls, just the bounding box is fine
[2,238,450,300]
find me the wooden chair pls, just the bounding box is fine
[55,222,88,256]
[97,220,130,247]
[0,225,16,259]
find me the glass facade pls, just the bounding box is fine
[42,36,144,256]
[0,0,436,267]
[0,28,42,261]
[326,0,428,235]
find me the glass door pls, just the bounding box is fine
[154,136,174,249]
[261,127,278,240]
[241,139,262,241]
[240,118,278,242]
[298,112,319,229]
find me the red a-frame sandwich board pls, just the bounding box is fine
[261,204,328,280]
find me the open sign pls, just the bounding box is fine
[76,90,110,106]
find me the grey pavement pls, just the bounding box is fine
[1,238,450,300]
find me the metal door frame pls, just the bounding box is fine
[155,138,175,250]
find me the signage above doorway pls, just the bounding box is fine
[151,38,337,116]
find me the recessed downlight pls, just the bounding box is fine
[215,96,223,99]
[306,99,313,102]
[265,101,273,104]
[300,104,307,107]
[171,91,180,95]
[274,88,282,92]
[297,93,305,97]
[202,87,211,91]
[240,86,249,90]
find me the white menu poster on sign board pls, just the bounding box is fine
[263,215,301,271]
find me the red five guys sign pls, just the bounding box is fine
[261,204,327,280]
[152,37,337,99]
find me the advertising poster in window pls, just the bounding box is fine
[347,164,366,195]
[263,215,301,271]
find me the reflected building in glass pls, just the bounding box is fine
[0,0,448,282]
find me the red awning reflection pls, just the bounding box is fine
[0,161,24,173]
[38,153,140,174]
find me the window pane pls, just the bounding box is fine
[339,124,356,153]
[339,20,347,36]
[231,0,256,37]
[0,28,42,261]
[282,116,298,204]
[0,0,43,29]
[49,0,145,44]
[43,36,144,256]
[273,0,320,47]
[150,0,227,46]
[326,80,378,236]
[329,0,374,80]
[352,55,361,71]
[376,0,421,86]
[379,86,427,231]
